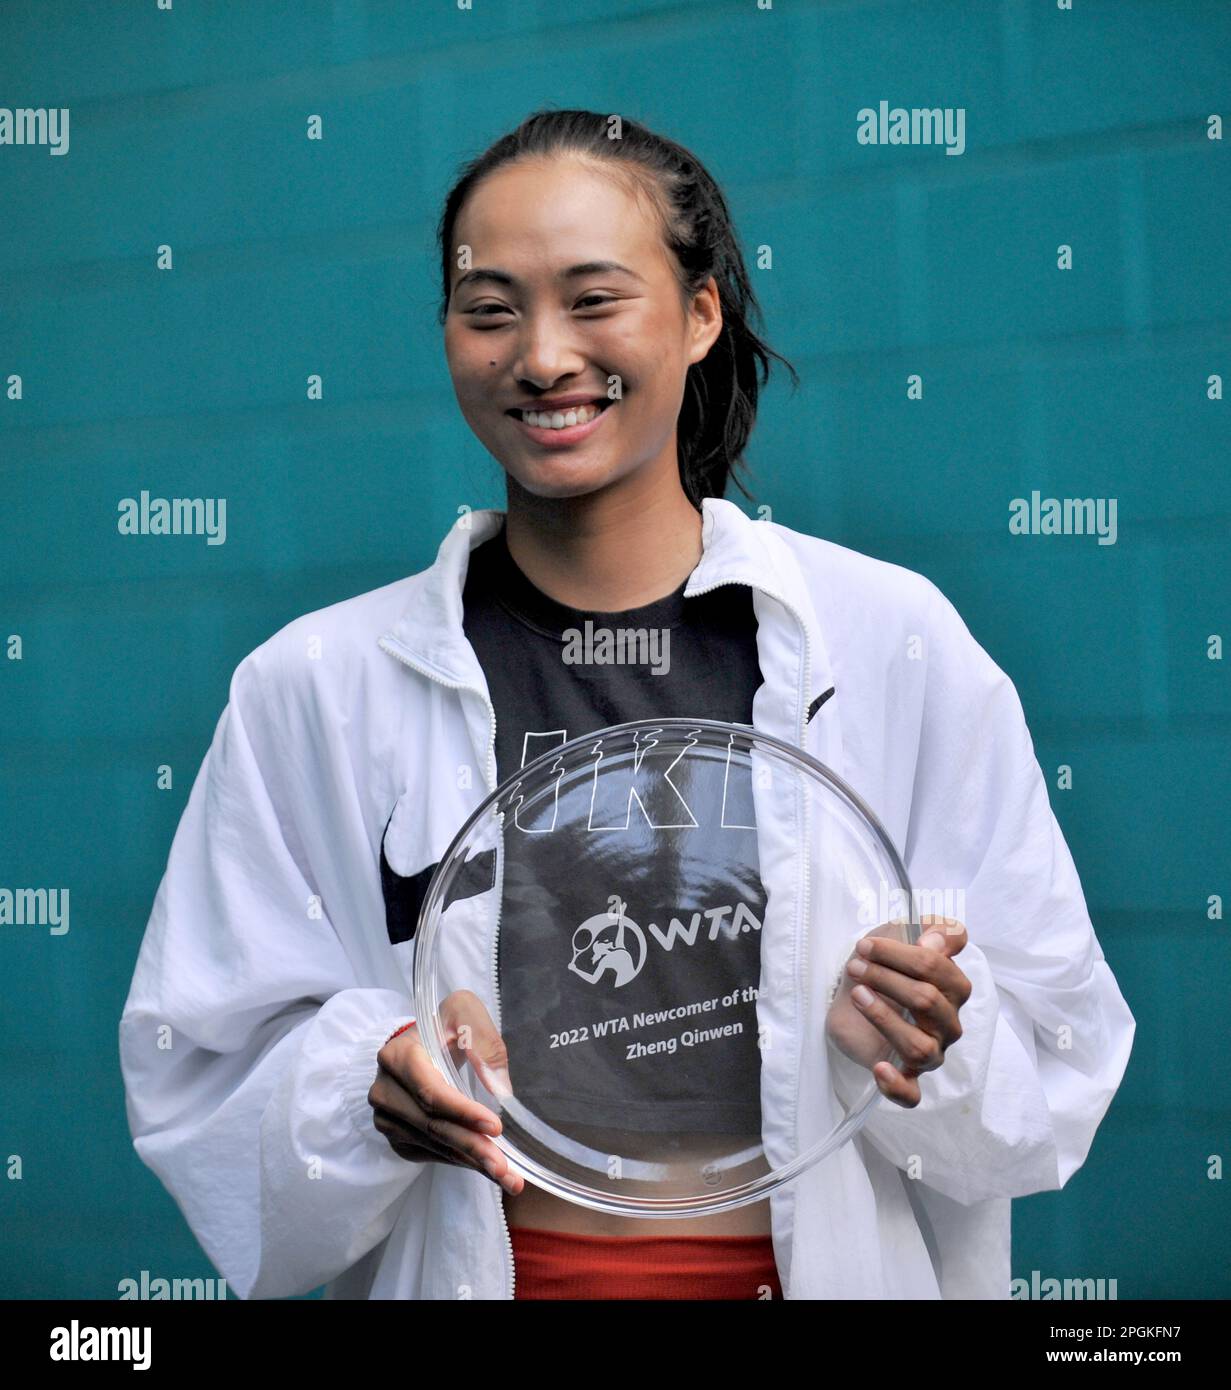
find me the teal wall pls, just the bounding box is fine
[1,0,1227,1299]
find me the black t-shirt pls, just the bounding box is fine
[461,522,768,1138]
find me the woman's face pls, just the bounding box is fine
[444,155,721,502]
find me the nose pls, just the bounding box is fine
[511,308,587,388]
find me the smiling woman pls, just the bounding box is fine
[120,107,1134,1306]
[423,114,804,1268]
[436,111,797,527]
[446,163,714,499]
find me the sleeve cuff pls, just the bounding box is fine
[342,1014,417,1145]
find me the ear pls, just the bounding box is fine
[686,276,724,367]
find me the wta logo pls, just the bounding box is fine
[568,894,762,988]
[569,899,647,987]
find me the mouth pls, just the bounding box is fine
[505,398,615,445]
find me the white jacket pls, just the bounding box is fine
[119,498,1135,1300]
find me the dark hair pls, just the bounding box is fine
[435,108,799,507]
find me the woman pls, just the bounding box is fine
[120,110,1135,1301]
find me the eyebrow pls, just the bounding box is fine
[453,260,644,292]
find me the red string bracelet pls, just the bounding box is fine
[385,1019,417,1045]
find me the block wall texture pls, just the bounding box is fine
[1,0,1227,1298]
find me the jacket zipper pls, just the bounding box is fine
[687,576,813,1003]
[486,771,516,1302]
[685,577,813,1303]
[376,634,516,1300]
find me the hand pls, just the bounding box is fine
[825,916,972,1108]
[367,989,525,1195]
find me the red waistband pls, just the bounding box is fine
[509,1225,782,1301]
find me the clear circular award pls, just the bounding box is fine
[413,718,920,1217]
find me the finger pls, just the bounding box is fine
[853,933,971,1006]
[849,984,946,1073]
[845,958,963,1042]
[376,1033,505,1136]
[372,1107,462,1166]
[441,990,514,1099]
[871,1060,922,1108]
[860,918,967,961]
[369,1069,503,1153]
[372,1095,516,1184]
[369,1061,518,1188]
[917,916,968,956]
[372,1104,523,1191]
[833,967,909,1017]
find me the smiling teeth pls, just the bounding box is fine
[521,402,605,429]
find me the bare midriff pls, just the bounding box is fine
[501,1127,772,1235]
[503,1184,771,1235]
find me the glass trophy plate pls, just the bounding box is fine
[412,718,920,1217]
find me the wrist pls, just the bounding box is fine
[385,1018,417,1045]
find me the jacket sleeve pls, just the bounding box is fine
[119,645,425,1298]
[839,580,1135,1206]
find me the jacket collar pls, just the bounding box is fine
[377,497,841,773]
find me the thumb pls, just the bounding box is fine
[444,992,515,1100]
[918,916,967,956]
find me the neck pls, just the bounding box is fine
[501,460,705,612]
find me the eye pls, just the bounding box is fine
[576,295,617,310]
[468,303,509,318]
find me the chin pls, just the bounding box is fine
[501,455,626,501]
